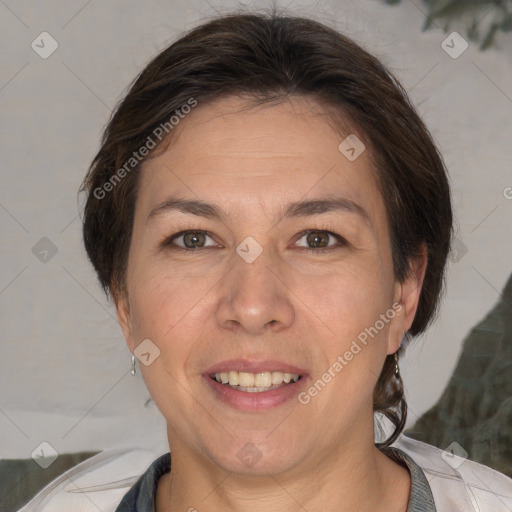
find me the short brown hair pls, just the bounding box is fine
[80,8,453,447]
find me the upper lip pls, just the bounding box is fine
[205,359,308,376]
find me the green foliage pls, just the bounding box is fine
[382,0,512,50]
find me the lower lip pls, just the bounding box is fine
[203,375,308,411]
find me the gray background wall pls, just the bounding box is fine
[1,0,511,459]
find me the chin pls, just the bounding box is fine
[203,433,307,476]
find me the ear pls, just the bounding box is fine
[387,242,428,355]
[115,292,136,354]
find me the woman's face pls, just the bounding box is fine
[117,95,424,475]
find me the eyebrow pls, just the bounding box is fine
[147,195,371,226]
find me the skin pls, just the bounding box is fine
[116,94,427,512]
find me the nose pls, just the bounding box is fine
[215,242,295,336]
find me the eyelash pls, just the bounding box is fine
[158,224,348,255]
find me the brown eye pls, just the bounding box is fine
[182,231,206,249]
[163,230,217,251]
[306,231,329,248]
[295,230,346,253]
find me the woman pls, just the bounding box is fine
[20,8,511,512]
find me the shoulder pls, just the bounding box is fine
[391,434,512,512]
[16,448,164,512]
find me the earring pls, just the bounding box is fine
[130,354,136,376]
[394,351,400,378]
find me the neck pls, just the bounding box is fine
[156,428,410,512]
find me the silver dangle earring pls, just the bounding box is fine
[394,351,400,378]
[130,354,136,376]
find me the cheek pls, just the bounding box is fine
[126,268,214,379]
[127,277,201,410]
[128,261,200,332]
[300,268,393,394]
[301,266,391,333]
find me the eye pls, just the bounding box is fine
[159,228,347,254]
[161,230,218,251]
[294,229,347,253]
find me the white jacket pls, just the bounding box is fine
[393,435,512,510]
[17,435,512,511]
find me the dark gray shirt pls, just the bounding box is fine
[114,447,436,511]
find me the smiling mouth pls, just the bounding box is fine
[209,370,302,392]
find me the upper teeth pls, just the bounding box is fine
[213,371,300,388]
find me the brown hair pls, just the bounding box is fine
[80,8,453,447]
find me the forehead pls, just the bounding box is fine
[137,95,386,228]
